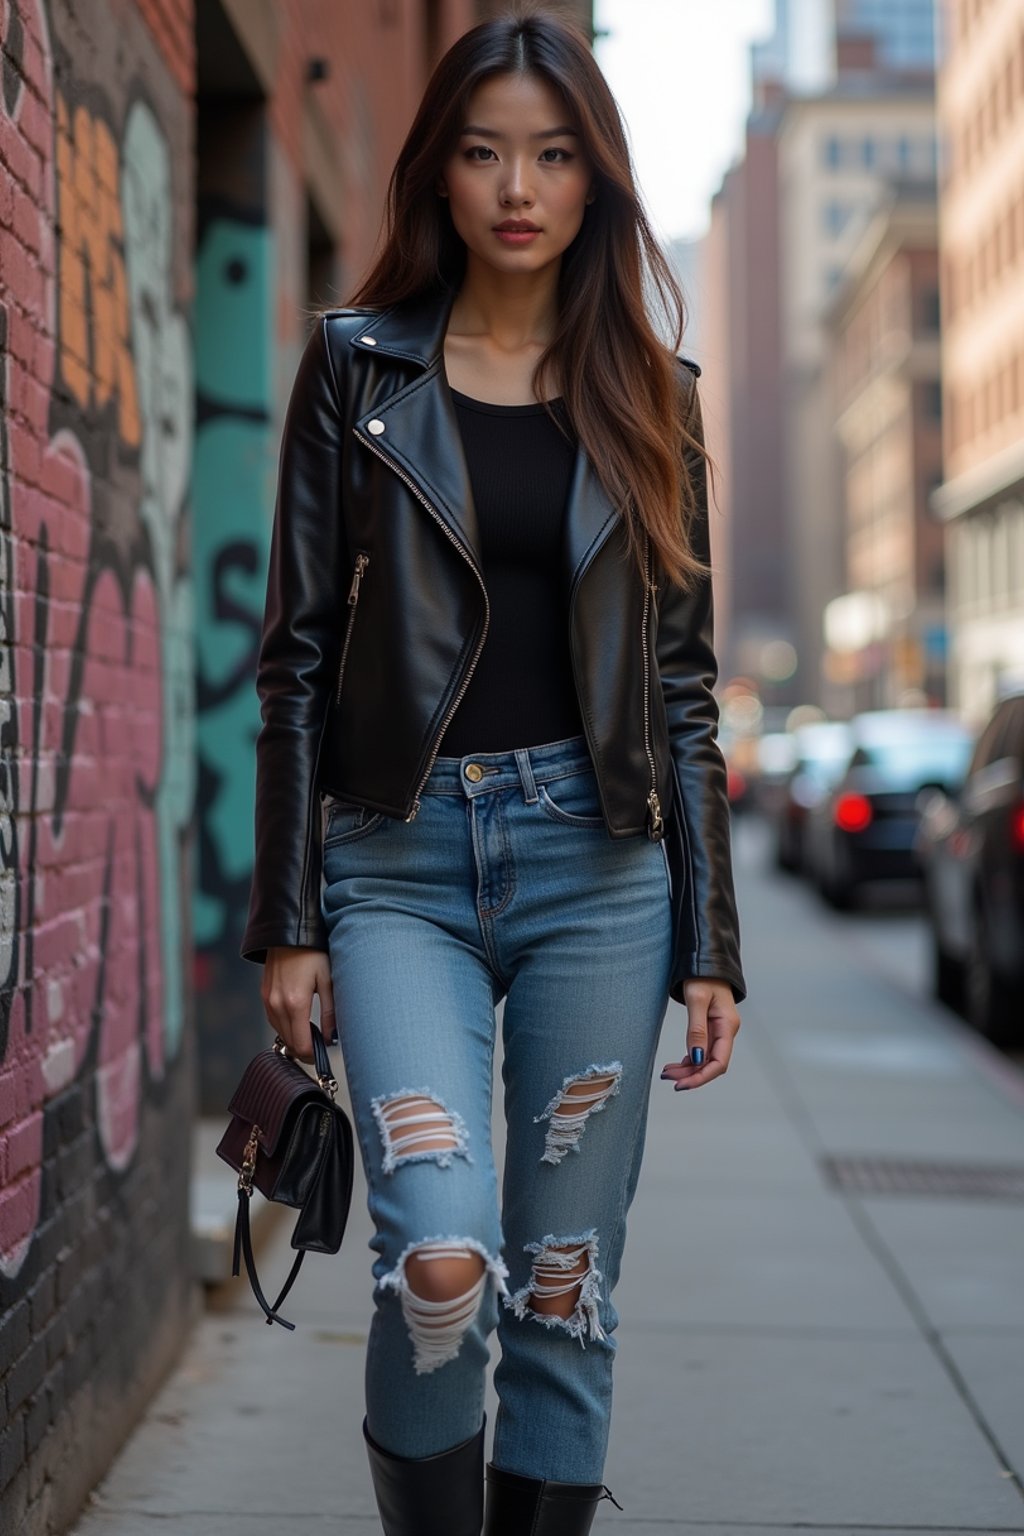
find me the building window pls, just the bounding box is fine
[823,200,851,237]
[862,136,876,169]
[823,134,843,169]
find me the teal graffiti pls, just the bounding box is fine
[193,215,273,947]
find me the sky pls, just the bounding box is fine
[593,0,776,244]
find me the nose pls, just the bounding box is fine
[500,157,535,207]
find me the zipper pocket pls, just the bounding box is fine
[352,428,490,820]
[334,550,370,708]
[641,534,664,841]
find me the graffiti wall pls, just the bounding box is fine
[0,0,195,1525]
[192,172,274,1111]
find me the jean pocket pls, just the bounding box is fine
[536,768,606,829]
[322,793,386,847]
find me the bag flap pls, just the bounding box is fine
[226,1048,323,1156]
[291,1107,356,1254]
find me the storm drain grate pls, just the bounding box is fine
[820,1155,1024,1201]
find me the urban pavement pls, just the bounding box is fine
[72,818,1024,1534]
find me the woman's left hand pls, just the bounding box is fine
[660,978,741,1091]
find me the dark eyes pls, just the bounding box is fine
[464,145,573,163]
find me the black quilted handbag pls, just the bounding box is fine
[216,1022,355,1330]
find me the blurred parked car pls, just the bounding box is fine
[915,692,1024,1045]
[805,709,973,909]
[773,720,853,872]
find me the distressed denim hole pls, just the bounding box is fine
[379,1237,510,1375]
[370,1088,473,1175]
[503,1229,607,1346]
[534,1062,623,1165]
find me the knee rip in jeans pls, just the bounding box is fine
[370,1088,473,1175]
[379,1236,510,1375]
[534,1062,623,1166]
[503,1228,607,1346]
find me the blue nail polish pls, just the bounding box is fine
[691,1047,705,1066]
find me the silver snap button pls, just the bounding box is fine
[360,336,377,345]
[367,418,386,435]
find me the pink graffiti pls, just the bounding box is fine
[0,0,165,1276]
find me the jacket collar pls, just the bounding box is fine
[347,285,622,595]
[348,283,458,369]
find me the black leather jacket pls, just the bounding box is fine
[241,284,747,1006]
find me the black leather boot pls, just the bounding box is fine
[482,1461,623,1534]
[363,1414,486,1536]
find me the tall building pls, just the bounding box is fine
[703,81,793,700]
[775,79,938,706]
[753,0,832,93]
[834,0,937,74]
[754,0,938,89]
[825,182,946,709]
[932,0,1024,721]
[708,0,941,709]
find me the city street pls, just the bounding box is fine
[72,816,1024,1535]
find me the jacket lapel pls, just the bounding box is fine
[347,286,622,593]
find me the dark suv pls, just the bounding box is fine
[804,709,972,909]
[915,692,1024,1045]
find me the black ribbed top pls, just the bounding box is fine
[437,386,586,756]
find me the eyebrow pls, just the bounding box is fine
[459,125,579,139]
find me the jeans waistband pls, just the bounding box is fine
[422,732,596,800]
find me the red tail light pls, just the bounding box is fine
[1011,801,1024,851]
[834,792,873,832]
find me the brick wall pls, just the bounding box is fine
[0,0,197,1528]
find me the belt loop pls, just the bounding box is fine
[514,747,539,804]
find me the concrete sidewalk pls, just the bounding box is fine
[72,819,1024,1533]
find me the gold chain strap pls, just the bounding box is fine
[238,1123,260,1196]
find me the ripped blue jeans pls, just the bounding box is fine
[320,732,674,1483]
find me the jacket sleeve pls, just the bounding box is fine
[655,361,747,1006]
[239,317,347,965]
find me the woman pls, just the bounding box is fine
[241,7,746,1534]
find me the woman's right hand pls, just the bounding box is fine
[261,946,336,1063]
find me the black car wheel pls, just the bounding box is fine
[966,908,1020,1047]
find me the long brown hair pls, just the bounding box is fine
[344,3,714,594]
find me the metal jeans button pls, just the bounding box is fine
[464,763,484,782]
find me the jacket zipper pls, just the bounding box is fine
[352,427,490,820]
[641,534,664,841]
[334,551,370,708]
